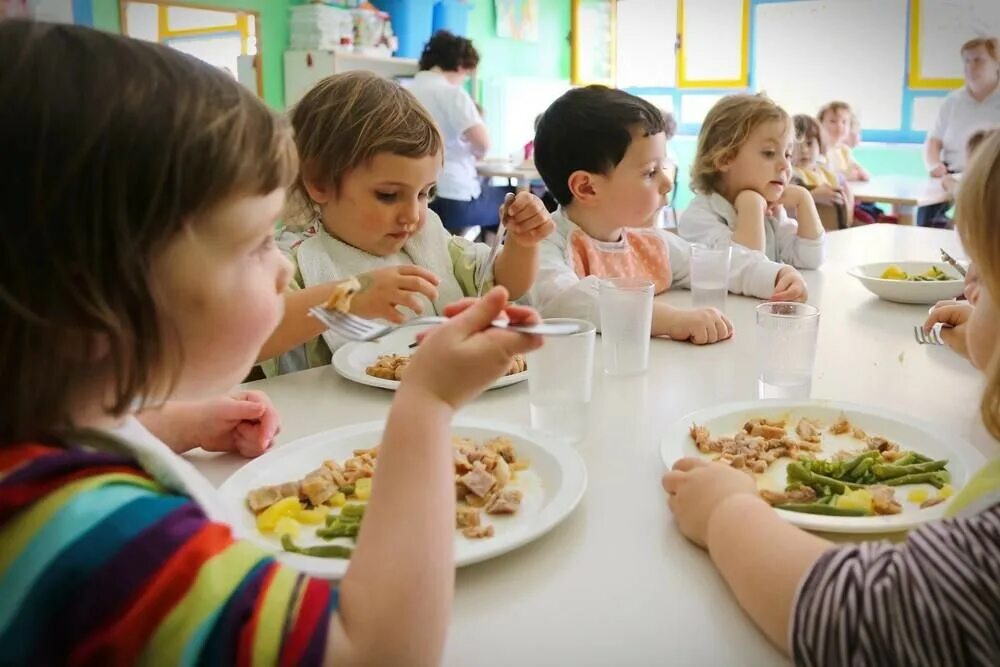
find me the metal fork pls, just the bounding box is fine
[914,322,947,345]
[309,307,585,342]
[939,248,967,277]
[476,192,516,297]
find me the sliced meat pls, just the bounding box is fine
[690,424,712,452]
[301,468,337,506]
[795,418,822,444]
[462,524,495,539]
[453,449,473,474]
[460,463,496,499]
[492,455,511,488]
[485,437,517,463]
[870,485,903,515]
[852,427,867,440]
[759,486,817,506]
[456,506,481,528]
[920,497,946,509]
[749,423,786,439]
[247,481,301,512]
[485,488,523,514]
[829,414,851,435]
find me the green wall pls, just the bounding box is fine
[466,0,570,82]
[89,0,294,108]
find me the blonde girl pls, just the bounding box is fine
[665,130,1000,664]
[678,93,825,302]
[0,20,541,664]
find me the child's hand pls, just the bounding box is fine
[666,307,734,345]
[772,266,808,302]
[401,286,544,409]
[810,185,845,207]
[503,191,555,247]
[662,457,759,547]
[778,184,812,209]
[351,265,441,324]
[924,302,972,359]
[929,162,948,178]
[734,189,768,214]
[190,391,281,458]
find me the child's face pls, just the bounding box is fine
[968,283,999,371]
[589,129,673,232]
[821,109,850,145]
[792,136,820,168]
[963,46,1000,88]
[719,120,792,203]
[151,188,291,399]
[317,152,439,257]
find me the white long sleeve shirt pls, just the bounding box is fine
[678,192,825,270]
[528,207,786,329]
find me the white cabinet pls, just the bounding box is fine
[284,50,419,107]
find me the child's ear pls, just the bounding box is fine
[302,176,332,205]
[567,170,599,204]
[715,153,733,174]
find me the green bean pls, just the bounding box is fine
[775,502,870,517]
[910,452,933,464]
[874,460,948,480]
[281,534,353,559]
[340,503,366,519]
[316,523,360,540]
[787,462,865,494]
[891,452,918,467]
[338,484,355,496]
[842,451,879,478]
[884,472,947,488]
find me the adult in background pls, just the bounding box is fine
[921,36,1000,225]
[410,30,508,234]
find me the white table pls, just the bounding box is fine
[192,224,990,666]
[850,176,951,225]
[476,159,541,192]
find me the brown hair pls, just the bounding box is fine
[290,71,443,204]
[966,126,998,157]
[793,114,825,154]
[961,36,1000,62]
[0,21,296,444]
[954,130,1000,439]
[419,29,480,71]
[690,93,790,195]
[817,100,852,123]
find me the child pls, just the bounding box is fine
[0,20,543,664]
[265,71,553,372]
[677,93,823,297]
[818,100,870,181]
[531,86,791,345]
[943,126,997,195]
[791,114,854,230]
[664,130,1000,663]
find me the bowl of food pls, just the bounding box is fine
[847,262,964,304]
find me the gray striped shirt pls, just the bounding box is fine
[792,501,1000,666]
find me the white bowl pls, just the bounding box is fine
[848,261,964,304]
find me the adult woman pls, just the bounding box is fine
[409,30,506,232]
[921,36,1000,225]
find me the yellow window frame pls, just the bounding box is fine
[907,0,963,90]
[676,0,750,89]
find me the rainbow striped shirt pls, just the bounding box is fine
[0,441,337,666]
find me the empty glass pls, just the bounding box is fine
[527,319,596,444]
[599,278,654,376]
[755,302,820,399]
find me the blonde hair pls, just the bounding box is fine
[955,129,1000,439]
[961,36,1000,62]
[817,100,852,123]
[288,71,443,217]
[691,93,790,195]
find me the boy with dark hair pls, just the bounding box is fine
[529,86,790,344]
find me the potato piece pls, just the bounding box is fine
[355,477,372,501]
[256,496,302,533]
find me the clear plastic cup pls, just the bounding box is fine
[527,318,596,444]
[599,278,654,376]
[690,244,732,312]
[755,302,820,399]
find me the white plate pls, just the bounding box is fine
[660,399,985,533]
[218,417,588,578]
[848,261,964,304]
[332,324,528,391]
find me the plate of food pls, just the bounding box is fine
[332,324,528,391]
[848,261,964,304]
[661,399,985,533]
[218,417,588,578]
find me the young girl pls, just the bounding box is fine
[678,93,824,302]
[0,20,543,665]
[664,130,1000,663]
[818,100,871,182]
[264,71,554,373]
[791,114,854,230]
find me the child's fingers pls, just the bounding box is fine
[673,457,710,473]
[392,292,426,315]
[441,297,478,318]
[220,396,266,422]
[662,470,685,494]
[502,304,541,325]
[397,275,439,301]
[717,316,733,341]
[448,286,510,336]
[396,264,441,285]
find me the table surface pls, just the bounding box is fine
[850,175,951,208]
[476,159,541,181]
[191,224,990,667]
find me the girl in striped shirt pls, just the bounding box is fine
[0,20,542,666]
[664,130,1000,665]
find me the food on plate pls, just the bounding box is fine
[366,353,526,382]
[244,435,530,557]
[322,276,362,312]
[879,265,954,282]
[689,413,953,517]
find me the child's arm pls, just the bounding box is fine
[492,192,555,300]
[137,391,279,457]
[257,267,441,362]
[772,185,825,270]
[652,302,733,344]
[327,288,543,666]
[731,190,769,252]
